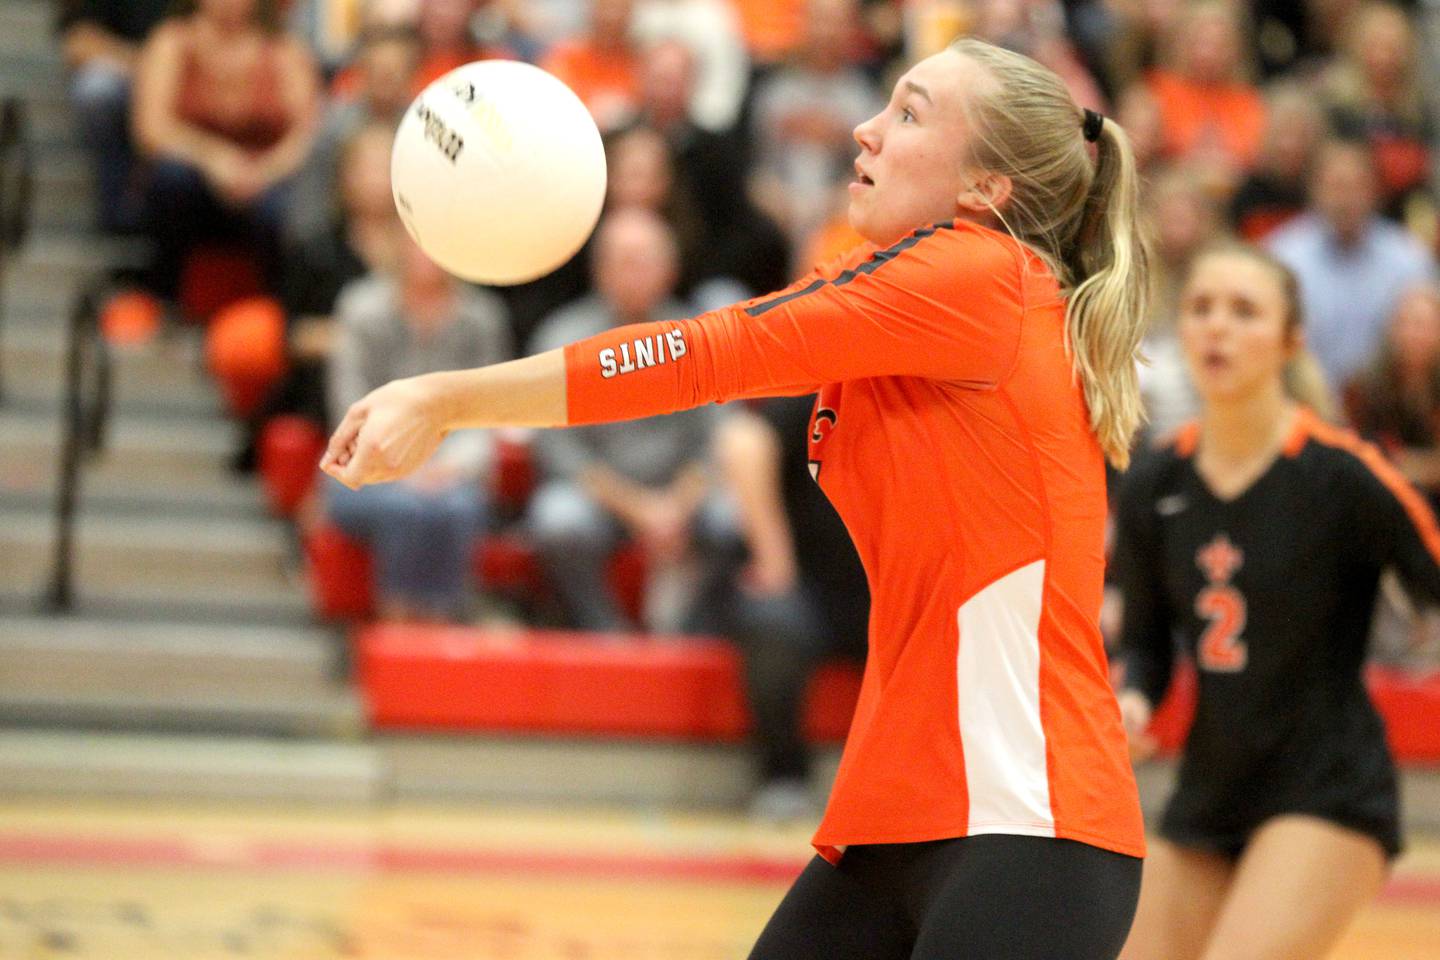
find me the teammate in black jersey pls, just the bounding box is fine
[1114,243,1440,960]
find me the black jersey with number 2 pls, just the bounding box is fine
[1114,409,1440,858]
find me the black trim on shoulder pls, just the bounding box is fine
[743,221,956,318]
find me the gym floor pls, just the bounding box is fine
[0,800,1436,959]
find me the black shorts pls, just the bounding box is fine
[747,834,1142,960]
[1164,711,1403,860]
[1160,801,1402,862]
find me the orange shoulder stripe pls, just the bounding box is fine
[1301,410,1440,568]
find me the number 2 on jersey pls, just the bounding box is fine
[1194,585,1248,672]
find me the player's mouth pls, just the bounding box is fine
[852,162,875,187]
[1200,350,1231,374]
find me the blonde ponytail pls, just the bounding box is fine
[1065,120,1151,469]
[949,38,1151,469]
[1284,348,1338,420]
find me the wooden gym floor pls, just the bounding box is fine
[0,799,1435,959]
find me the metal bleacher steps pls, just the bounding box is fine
[0,0,376,805]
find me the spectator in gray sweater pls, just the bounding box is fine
[325,235,513,621]
[527,209,735,632]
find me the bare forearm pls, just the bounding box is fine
[429,349,568,430]
[715,412,794,558]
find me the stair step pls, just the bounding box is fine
[0,407,240,491]
[1,321,221,410]
[0,730,382,803]
[0,482,267,523]
[0,1,58,40]
[0,507,292,599]
[0,687,364,739]
[0,615,340,687]
[0,583,314,628]
[11,232,153,285]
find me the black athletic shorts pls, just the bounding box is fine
[747,834,1142,960]
[1160,747,1403,861]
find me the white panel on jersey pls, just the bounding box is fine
[956,558,1055,837]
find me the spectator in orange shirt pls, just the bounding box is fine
[541,0,641,132]
[1146,0,1266,187]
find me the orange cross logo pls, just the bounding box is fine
[1197,534,1244,584]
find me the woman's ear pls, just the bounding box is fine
[956,171,1014,216]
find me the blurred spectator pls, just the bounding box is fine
[527,210,729,632]
[1146,0,1266,189]
[1113,82,1164,177]
[243,122,406,474]
[287,0,367,74]
[798,182,866,275]
[749,0,883,243]
[1148,164,1223,326]
[632,0,751,132]
[540,0,642,133]
[972,0,1106,110]
[131,0,320,304]
[1269,140,1437,389]
[1320,2,1435,220]
[711,397,864,817]
[57,0,171,234]
[325,236,512,622]
[733,0,808,64]
[1137,166,1220,436]
[1229,83,1327,242]
[288,25,419,244]
[633,41,792,298]
[1345,283,1440,498]
[413,0,512,89]
[1086,0,1184,96]
[712,400,869,821]
[605,124,746,307]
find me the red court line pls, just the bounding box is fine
[0,832,1437,904]
[0,833,805,885]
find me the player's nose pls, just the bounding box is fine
[854,113,881,154]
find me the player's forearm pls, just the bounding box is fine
[427,349,569,430]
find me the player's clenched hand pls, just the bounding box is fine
[321,375,447,489]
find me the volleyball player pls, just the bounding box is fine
[1115,243,1440,960]
[325,38,1151,959]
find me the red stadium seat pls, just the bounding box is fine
[257,415,326,517]
[493,435,537,513]
[305,524,376,621]
[178,244,266,323]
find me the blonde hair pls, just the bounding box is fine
[1186,242,1337,419]
[948,37,1152,468]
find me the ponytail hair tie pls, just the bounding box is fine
[1082,108,1104,143]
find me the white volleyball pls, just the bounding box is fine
[390,60,607,285]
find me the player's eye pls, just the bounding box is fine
[900,107,916,123]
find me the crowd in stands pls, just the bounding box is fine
[56,0,1440,815]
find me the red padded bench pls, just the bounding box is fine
[357,624,863,742]
[357,624,1440,762]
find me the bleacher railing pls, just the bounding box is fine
[0,95,35,403]
[43,277,113,613]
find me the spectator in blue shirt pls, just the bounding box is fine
[1268,140,1436,390]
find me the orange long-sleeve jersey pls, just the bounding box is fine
[563,219,1146,862]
